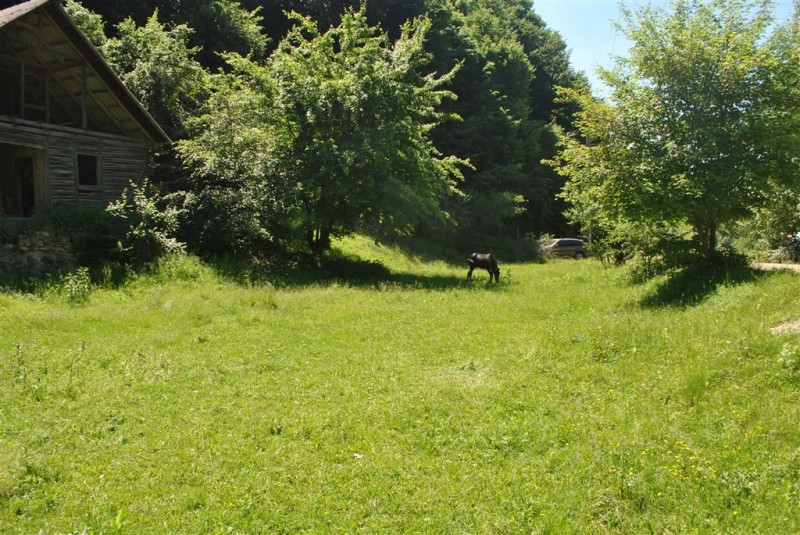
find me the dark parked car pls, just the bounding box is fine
[545,238,588,259]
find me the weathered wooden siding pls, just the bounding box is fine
[93,137,149,203]
[49,133,76,203]
[0,118,149,207]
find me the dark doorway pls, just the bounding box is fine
[0,144,45,217]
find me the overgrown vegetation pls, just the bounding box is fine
[60,0,585,261]
[2,241,800,532]
[0,204,124,266]
[106,179,186,263]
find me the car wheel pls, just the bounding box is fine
[574,252,584,260]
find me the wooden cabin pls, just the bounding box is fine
[0,0,169,218]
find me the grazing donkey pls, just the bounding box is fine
[467,252,500,283]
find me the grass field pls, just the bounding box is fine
[2,236,800,534]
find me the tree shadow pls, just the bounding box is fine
[639,256,766,309]
[0,261,133,294]
[208,253,494,291]
[0,251,505,295]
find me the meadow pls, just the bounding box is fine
[2,236,800,534]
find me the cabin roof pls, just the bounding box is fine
[0,0,170,144]
[0,0,48,25]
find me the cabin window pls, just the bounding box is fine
[77,154,100,188]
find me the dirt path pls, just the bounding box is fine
[752,263,800,273]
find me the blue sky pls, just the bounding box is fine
[533,0,797,97]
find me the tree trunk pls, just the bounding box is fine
[307,227,331,256]
[708,221,718,258]
[695,221,718,261]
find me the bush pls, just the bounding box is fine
[107,179,186,264]
[0,218,24,244]
[768,234,800,263]
[62,267,91,305]
[173,187,278,259]
[589,221,700,276]
[523,233,553,259]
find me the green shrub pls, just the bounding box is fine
[0,218,25,244]
[522,232,553,259]
[107,179,185,264]
[62,267,91,305]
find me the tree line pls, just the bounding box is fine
[67,0,800,267]
[64,0,585,259]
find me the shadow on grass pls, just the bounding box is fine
[209,252,502,291]
[639,256,766,309]
[0,261,133,294]
[0,250,506,295]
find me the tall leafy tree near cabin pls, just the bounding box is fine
[102,11,210,140]
[180,8,466,255]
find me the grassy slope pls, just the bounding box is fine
[2,236,800,534]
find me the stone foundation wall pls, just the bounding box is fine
[0,232,77,275]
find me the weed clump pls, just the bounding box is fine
[778,343,800,378]
[62,267,91,305]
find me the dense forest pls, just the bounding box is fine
[60,0,587,258]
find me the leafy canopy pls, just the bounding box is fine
[180,7,466,255]
[427,0,581,240]
[551,0,800,259]
[64,0,107,48]
[103,11,209,139]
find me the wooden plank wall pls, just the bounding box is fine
[77,134,148,204]
[50,133,77,203]
[0,119,150,207]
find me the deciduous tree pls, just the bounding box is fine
[64,0,107,48]
[103,11,210,139]
[552,0,800,261]
[180,8,466,255]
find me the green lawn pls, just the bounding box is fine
[2,237,800,533]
